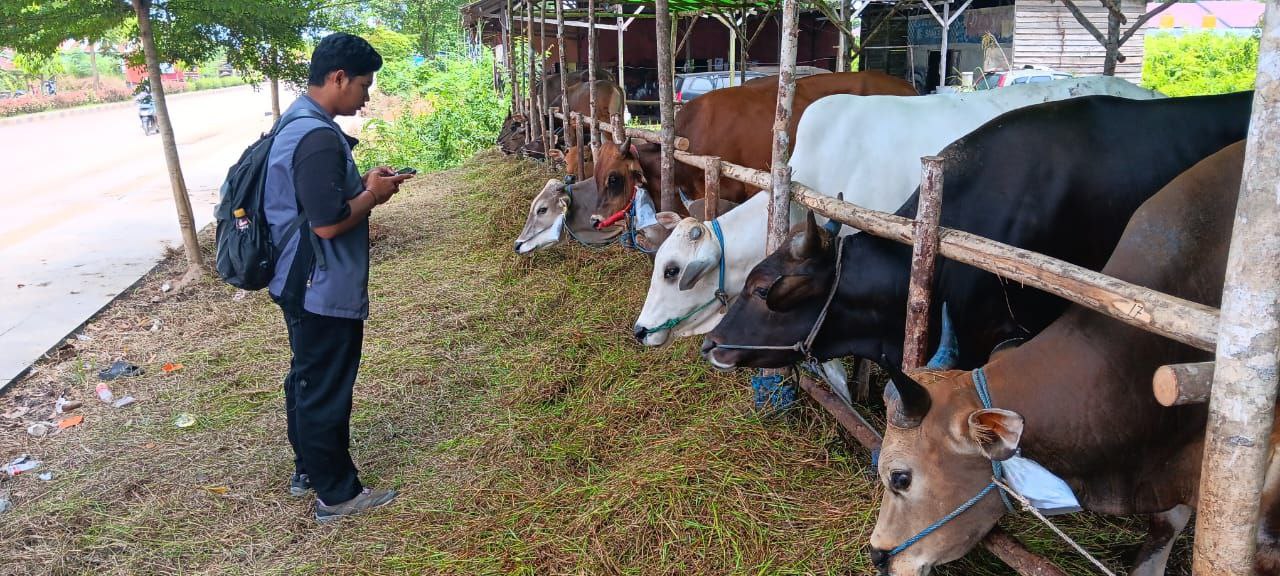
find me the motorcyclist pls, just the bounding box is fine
[135,83,157,135]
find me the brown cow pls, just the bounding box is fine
[867,142,1280,576]
[589,71,917,226]
[499,79,625,158]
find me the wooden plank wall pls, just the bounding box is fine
[1013,0,1147,81]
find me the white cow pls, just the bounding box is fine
[633,76,1163,402]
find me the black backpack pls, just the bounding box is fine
[214,109,328,290]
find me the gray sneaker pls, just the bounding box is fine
[289,473,312,497]
[315,487,397,523]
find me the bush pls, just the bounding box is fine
[1143,31,1259,96]
[358,50,506,173]
[190,76,248,91]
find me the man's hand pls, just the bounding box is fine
[364,166,413,205]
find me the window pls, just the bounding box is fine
[1027,75,1053,83]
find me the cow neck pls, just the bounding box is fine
[818,235,911,365]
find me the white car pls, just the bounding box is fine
[976,66,1074,90]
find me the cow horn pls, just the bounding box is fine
[926,302,958,370]
[799,211,822,258]
[679,188,696,211]
[881,354,932,428]
[621,137,633,157]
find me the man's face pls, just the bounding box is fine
[333,71,374,115]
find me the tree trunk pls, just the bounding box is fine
[1103,10,1121,76]
[270,76,281,122]
[90,41,100,92]
[131,0,205,284]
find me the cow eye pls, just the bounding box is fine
[664,265,679,280]
[607,174,620,187]
[753,282,771,300]
[536,206,548,215]
[890,470,912,492]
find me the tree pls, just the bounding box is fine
[0,0,334,286]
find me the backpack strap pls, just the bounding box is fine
[271,108,338,273]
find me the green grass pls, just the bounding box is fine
[0,150,1188,575]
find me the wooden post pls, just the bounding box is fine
[727,19,737,84]
[539,0,551,155]
[505,0,518,114]
[1153,361,1215,407]
[837,0,849,72]
[526,0,537,146]
[611,113,625,144]
[1193,4,1280,573]
[617,3,627,111]
[573,112,587,179]
[902,156,946,369]
[703,156,722,221]
[556,0,571,147]
[588,0,601,155]
[767,0,799,253]
[655,0,677,212]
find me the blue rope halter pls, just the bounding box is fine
[636,219,728,337]
[886,367,1013,559]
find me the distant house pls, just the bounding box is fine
[0,49,14,72]
[1144,0,1265,35]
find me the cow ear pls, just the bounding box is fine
[656,212,682,230]
[679,257,715,291]
[968,408,1024,462]
[792,211,823,260]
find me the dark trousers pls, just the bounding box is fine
[281,307,364,504]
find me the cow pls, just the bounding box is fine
[496,70,604,153]
[867,142,1280,576]
[700,91,1254,373]
[514,177,741,255]
[631,77,1163,356]
[498,79,627,157]
[588,71,918,227]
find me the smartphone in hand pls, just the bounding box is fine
[396,167,417,175]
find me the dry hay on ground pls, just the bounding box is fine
[0,150,1183,575]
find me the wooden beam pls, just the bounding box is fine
[1153,361,1214,407]
[1193,3,1280,573]
[902,156,945,369]
[767,0,799,254]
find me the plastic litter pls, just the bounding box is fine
[0,496,11,514]
[112,396,136,409]
[57,415,83,429]
[26,423,52,437]
[233,290,247,301]
[174,413,196,428]
[150,319,162,332]
[54,397,81,415]
[95,382,114,403]
[97,361,142,382]
[162,362,184,373]
[161,281,172,293]
[3,456,41,477]
[74,333,92,341]
[37,472,52,481]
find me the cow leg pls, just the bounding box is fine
[1129,504,1191,576]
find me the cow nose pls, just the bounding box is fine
[633,325,648,342]
[868,547,891,574]
[590,215,603,228]
[513,241,523,253]
[700,337,717,357]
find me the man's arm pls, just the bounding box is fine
[292,130,410,240]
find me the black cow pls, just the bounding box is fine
[701,91,1254,371]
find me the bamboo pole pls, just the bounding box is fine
[902,156,946,369]
[557,0,571,147]
[1153,361,1215,407]
[525,0,536,145]
[588,0,601,155]
[703,156,722,221]
[617,3,627,111]
[540,0,551,155]
[767,0,799,253]
[1193,4,1280,572]
[573,112,587,179]
[838,0,849,71]
[505,0,518,114]
[655,0,677,212]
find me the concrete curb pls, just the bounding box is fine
[0,83,260,127]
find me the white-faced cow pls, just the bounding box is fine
[702,91,1254,372]
[868,142,1280,576]
[633,77,1163,359]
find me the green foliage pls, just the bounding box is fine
[366,28,418,62]
[58,47,125,79]
[1142,31,1259,96]
[358,50,506,173]
[190,76,249,90]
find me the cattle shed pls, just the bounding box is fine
[465,0,1280,573]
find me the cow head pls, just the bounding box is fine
[701,211,842,369]
[497,112,528,154]
[634,215,726,345]
[868,364,1020,575]
[591,138,658,228]
[514,179,570,254]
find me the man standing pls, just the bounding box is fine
[265,32,411,522]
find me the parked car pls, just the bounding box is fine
[674,71,769,102]
[975,66,1073,90]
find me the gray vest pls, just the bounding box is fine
[265,96,369,319]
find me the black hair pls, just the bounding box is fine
[308,33,383,87]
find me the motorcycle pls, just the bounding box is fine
[136,95,158,136]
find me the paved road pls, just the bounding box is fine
[0,84,364,389]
